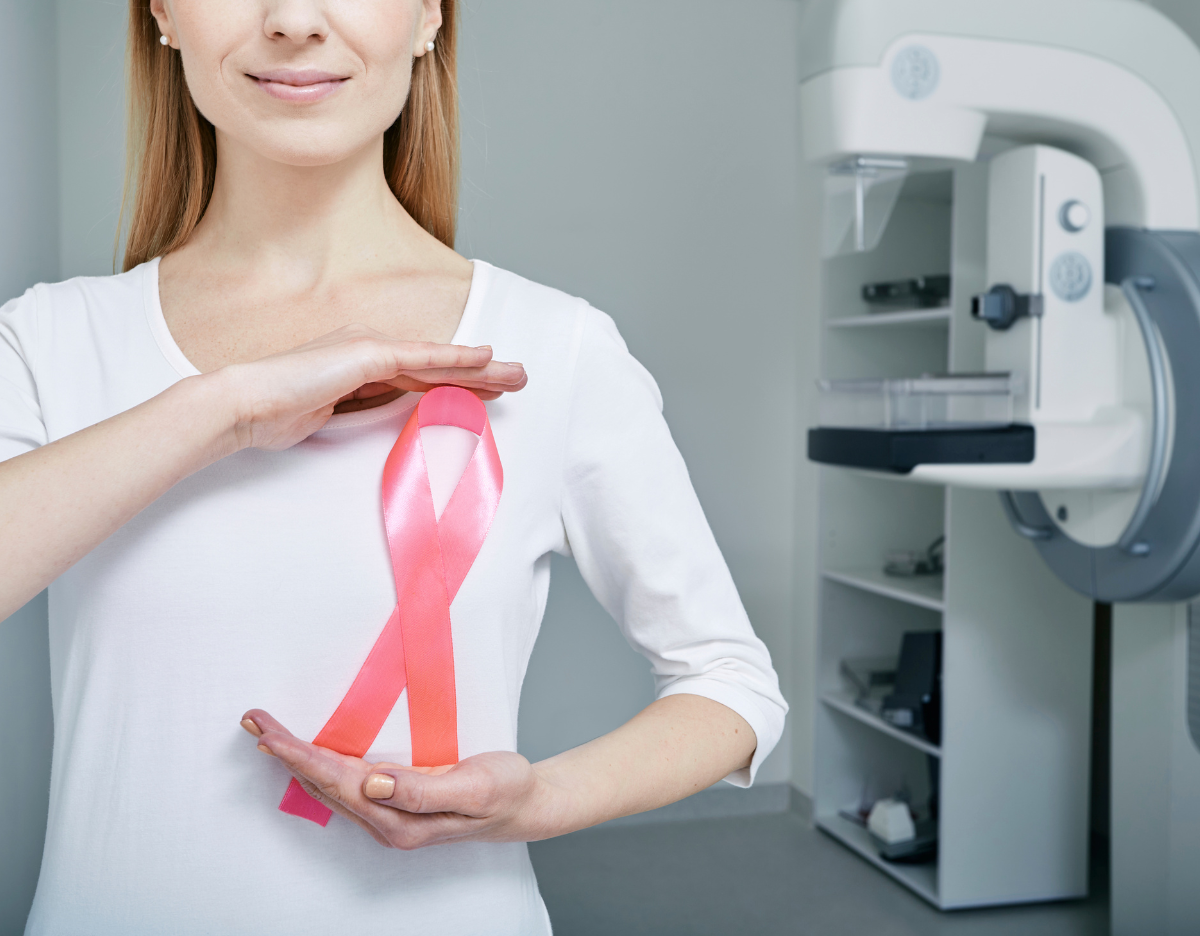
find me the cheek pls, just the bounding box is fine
[335,2,419,115]
[171,1,255,127]
[370,58,415,134]
[334,0,420,51]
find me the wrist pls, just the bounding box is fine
[526,758,596,840]
[165,368,250,463]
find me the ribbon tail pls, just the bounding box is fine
[279,777,333,826]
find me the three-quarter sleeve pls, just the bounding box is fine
[0,290,48,463]
[558,306,787,786]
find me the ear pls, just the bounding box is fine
[414,0,443,57]
[149,0,177,48]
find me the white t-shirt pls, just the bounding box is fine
[0,259,786,936]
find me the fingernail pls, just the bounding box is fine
[241,718,262,738]
[257,744,275,757]
[474,345,492,351]
[364,773,396,799]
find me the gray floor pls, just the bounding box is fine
[530,811,1108,936]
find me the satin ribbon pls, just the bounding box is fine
[279,387,503,826]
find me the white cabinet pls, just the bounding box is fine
[811,165,1096,908]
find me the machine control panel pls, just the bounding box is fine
[1049,252,1094,302]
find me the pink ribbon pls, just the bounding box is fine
[279,387,503,826]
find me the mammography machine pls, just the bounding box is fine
[800,1,1200,932]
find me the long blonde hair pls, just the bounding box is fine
[121,1,459,271]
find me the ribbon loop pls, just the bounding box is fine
[279,388,503,826]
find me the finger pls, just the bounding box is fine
[240,711,367,773]
[257,729,345,777]
[240,709,294,740]
[392,362,527,387]
[257,730,373,812]
[355,774,486,849]
[361,762,491,817]
[387,368,528,396]
[383,381,525,403]
[380,341,497,374]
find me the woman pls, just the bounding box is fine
[0,0,786,932]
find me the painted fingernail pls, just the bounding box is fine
[364,773,396,799]
[257,744,275,757]
[474,345,492,351]
[241,718,262,738]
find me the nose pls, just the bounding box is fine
[262,0,330,44]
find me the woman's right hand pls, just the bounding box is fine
[214,324,526,454]
[0,323,524,620]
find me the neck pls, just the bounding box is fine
[186,131,419,288]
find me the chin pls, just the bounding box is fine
[258,141,371,168]
[234,117,397,168]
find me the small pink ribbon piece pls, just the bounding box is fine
[279,387,503,826]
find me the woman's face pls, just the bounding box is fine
[150,0,441,166]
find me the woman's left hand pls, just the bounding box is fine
[241,710,559,849]
[242,694,756,849]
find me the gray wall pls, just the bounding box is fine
[0,1,59,298]
[0,5,58,934]
[457,0,803,782]
[57,0,129,278]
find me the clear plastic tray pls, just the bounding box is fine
[817,373,1021,430]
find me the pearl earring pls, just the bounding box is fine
[425,40,435,52]
[160,35,169,46]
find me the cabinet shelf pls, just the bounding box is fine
[813,166,1094,909]
[821,567,944,611]
[821,691,942,757]
[816,812,939,906]
[827,307,952,329]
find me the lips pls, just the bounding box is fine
[247,69,349,103]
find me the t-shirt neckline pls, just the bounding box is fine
[142,256,491,430]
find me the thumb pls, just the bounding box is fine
[363,762,482,815]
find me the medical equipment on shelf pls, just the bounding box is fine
[868,798,916,844]
[799,1,1200,932]
[862,275,951,309]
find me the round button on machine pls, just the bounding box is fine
[1059,200,1091,233]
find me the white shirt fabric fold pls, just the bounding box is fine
[0,258,786,936]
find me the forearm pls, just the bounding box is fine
[0,373,237,618]
[529,693,757,838]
